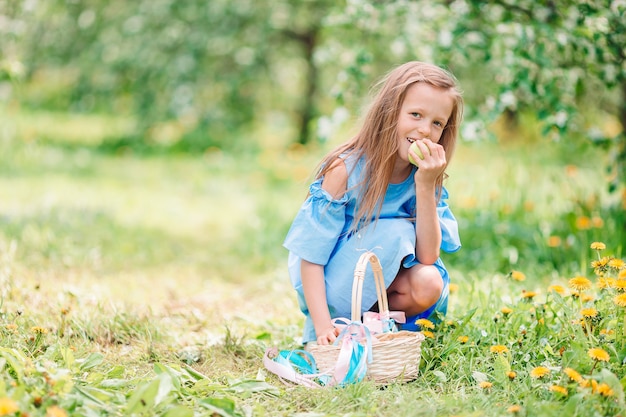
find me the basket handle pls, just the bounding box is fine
[351,252,389,323]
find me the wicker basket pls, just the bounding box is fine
[307,251,425,384]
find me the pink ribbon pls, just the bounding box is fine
[331,323,371,385]
[332,331,355,384]
[362,311,406,334]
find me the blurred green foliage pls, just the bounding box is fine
[0,0,624,195]
[3,0,283,151]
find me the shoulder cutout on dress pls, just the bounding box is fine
[321,157,348,200]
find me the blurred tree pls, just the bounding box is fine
[8,0,287,151]
[268,0,338,145]
[322,0,625,227]
[442,0,626,196]
[6,0,357,149]
[3,0,625,196]
[0,1,26,91]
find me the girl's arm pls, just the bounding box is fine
[301,260,339,345]
[302,157,347,345]
[414,182,442,264]
[413,139,445,264]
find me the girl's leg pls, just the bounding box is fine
[386,264,443,317]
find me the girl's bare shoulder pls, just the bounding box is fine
[321,157,348,199]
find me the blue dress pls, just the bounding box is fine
[283,153,461,343]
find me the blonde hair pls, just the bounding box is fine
[316,61,464,231]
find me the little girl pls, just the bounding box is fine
[284,61,463,346]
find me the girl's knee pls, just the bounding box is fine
[387,264,445,316]
[410,265,443,309]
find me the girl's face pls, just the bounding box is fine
[396,82,454,162]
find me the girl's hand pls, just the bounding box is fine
[316,325,340,345]
[413,139,446,184]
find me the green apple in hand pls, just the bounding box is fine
[408,141,429,166]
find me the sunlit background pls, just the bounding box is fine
[0,1,625,415]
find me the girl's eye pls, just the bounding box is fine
[411,112,421,118]
[434,121,443,127]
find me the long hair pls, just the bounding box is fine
[316,61,464,232]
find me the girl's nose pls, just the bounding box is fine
[417,122,431,139]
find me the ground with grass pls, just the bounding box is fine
[0,109,625,416]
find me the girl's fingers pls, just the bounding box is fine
[327,329,337,343]
[423,139,443,156]
[317,326,339,345]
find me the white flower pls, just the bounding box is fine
[554,111,568,128]
[461,120,483,142]
[500,91,517,109]
[438,30,453,48]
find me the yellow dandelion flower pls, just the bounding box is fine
[31,326,48,334]
[614,293,626,307]
[587,348,610,362]
[457,335,469,344]
[592,257,610,275]
[490,345,508,354]
[422,330,434,339]
[614,279,626,291]
[568,276,592,291]
[511,271,526,281]
[530,366,550,378]
[546,235,561,247]
[549,385,568,396]
[565,164,577,176]
[609,258,625,269]
[507,371,517,380]
[46,406,68,417]
[619,269,626,279]
[415,318,435,329]
[547,284,566,295]
[581,308,598,318]
[449,283,459,293]
[590,242,606,250]
[581,293,594,302]
[462,196,478,208]
[576,216,591,230]
[507,405,522,413]
[563,367,583,383]
[596,383,614,397]
[521,290,537,299]
[0,397,19,415]
[5,324,17,332]
[591,217,604,228]
[501,307,513,315]
[599,328,615,337]
[479,381,493,389]
[592,257,610,268]
[597,277,616,290]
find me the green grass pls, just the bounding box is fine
[0,107,624,416]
